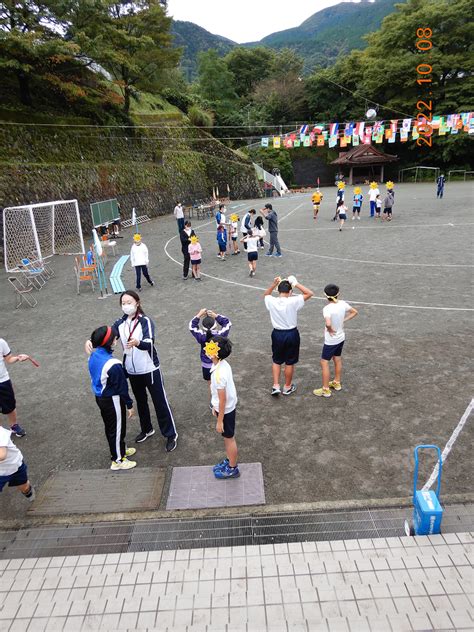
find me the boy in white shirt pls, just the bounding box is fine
[264,276,314,396]
[313,284,358,398]
[0,426,35,501]
[206,336,240,479]
[130,233,154,291]
[0,338,31,437]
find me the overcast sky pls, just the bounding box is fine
[167,0,362,44]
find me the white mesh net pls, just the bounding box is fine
[3,200,84,272]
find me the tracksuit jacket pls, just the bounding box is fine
[189,315,232,369]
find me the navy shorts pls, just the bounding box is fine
[339,213,347,220]
[271,328,300,365]
[221,408,236,438]
[232,236,237,241]
[191,259,201,265]
[321,341,345,360]
[383,208,392,214]
[0,380,16,415]
[353,206,360,212]
[219,244,227,252]
[0,461,28,491]
[202,366,211,381]
[247,251,258,262]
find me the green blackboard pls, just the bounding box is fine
[90,199,120,227]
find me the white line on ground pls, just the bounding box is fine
[277,222,474,232]
[422,398,474,491]
[163,208,474,311]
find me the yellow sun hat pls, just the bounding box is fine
[133,233,142,242]
[354,186,362,195]
[370,181,378,189]
[386,181,395,189]
[230,213,239,222]
[337,181,345,190]
[190,235,199,244]
[204,340,220,359]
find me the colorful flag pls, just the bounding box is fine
[412,125,419,140]
[402,118,412,133]
[340,136,347,147]
[261,137,269,148]
[431,116,441,129]
[303,135,311,147]
[313,124,324,134]
[317,135,325,146]
[352,134,359,146]
[284,137,293,148]
[329,123,339,137]
[363,135,371,145]
[328,136,337,148]
[299,124,309,135]
[358,122,365,140]
[293,138,301,147]
[450,114,460,133]
[273,136,281,149]
[385,129,392,139]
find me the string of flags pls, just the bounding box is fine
[260,113,474,149]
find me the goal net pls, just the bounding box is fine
[3,199,85,272]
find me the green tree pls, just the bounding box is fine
[197,49,238,110]
[68,0,181,113]
[224,47,275,98]
[0,1,80,105]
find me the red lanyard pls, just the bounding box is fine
[127,316,140,341]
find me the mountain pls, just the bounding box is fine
[257,0,398,71]
[171,21,236,81]
[171,0,398,79]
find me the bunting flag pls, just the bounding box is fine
[258,112,473,149]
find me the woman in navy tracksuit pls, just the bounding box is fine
[88,326,136,470]
[112,290,178,451]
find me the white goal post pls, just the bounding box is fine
[3,199,85,273]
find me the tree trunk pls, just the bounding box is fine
[17,71,32,106]
[124,86,131,114]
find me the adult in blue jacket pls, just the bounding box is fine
[88,325,136,470]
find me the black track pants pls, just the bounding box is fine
[95,395,126,462]
[128,368,177,437]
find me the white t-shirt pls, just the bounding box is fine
[174,204,184,219]
[210,360,237,414]
[264,294,305,330]
[0,339,11,383]
[323,300,352,345]
[246,229,265,253]
[369,188,380,202]
[130,243,149,267]
[0,426,23,476]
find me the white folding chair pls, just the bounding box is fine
[8,277,37,309]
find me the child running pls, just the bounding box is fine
[217,225,227,260]
[0,426,35,502]
[189,309,232,396]
[241,227,266,277]
[352,187,363,220]
[313,284,358,398]
[88,326,137,469]
[205,336,240,479]
[188,235,202,281]
[312,189,323,219]
[336,199,348,231]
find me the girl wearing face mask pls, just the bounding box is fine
[112,291,178,451]
[88,326,136,470]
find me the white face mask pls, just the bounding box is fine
[122,303,137,316]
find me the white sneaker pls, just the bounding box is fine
[111,458,137,471]
[357,216,360,220]
[352,217,355,220]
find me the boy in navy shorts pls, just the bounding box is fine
[264,276,314,396]
[313,284,358,398]
[0,338,33,437]
[205,336,239,479]
[0,425,35,501]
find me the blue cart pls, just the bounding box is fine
[405,444,443,536]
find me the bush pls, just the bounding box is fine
[161,88,192,113]
[188,105,214,128]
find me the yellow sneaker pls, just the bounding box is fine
[328,381,342,391]
[125,447,136,457]
[313,387,331,398]
[110,458,137,471]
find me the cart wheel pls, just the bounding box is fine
[404,519,415,537]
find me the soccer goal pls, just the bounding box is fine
[3,199,85,273]
[398,166,440,183]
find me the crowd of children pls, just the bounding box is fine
[325,181,396,230]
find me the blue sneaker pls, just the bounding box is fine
[212,457,229,472]
[10,423,26,437]
[214,464,240,479]
[264,252,273,257]
[274,253,283,258]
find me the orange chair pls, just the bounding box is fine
[74,257,95,294]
